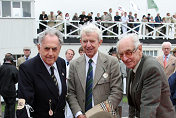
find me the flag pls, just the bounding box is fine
[130,0,140,11]
[147,0,159,11]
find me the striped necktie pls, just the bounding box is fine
[85,59,93,112]
[50,66,58,87]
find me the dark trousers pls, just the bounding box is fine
[3,97,16,118]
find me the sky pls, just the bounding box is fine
[35,0,176,20]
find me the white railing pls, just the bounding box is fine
[37,20,176,39]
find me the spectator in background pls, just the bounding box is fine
[65,13,72,33]
[17,47,31,69]
[78,46,84,56]
[172,48,176,57]
[56,11,64,32]
[121,12,129,34]
[128,11,134,33]
[148,16,155,35]
[171,14,176,38]
[113,11,121,34]
[86,13,93,23]
[72,13,79,35]
[0,53,18,118]
[65,49,75,118]
[146,13,151,22]
[95,13,101,22]
[39,11,48,32]
[48,11,56,27]
[156,42,176,79]
[155,13,162,36]
[79,11,87,25]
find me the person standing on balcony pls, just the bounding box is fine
[48,11,56,28]
[56,11,64,32]
[39,11,48,32]
[156,42,176,79]
[113,11,121,34]
[121,12,129,34]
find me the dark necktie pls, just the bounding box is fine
[26,57,28,61]
[50,66,58,87]
[67,61,69,66]
[130,70,135,95]
[85,59,93,112]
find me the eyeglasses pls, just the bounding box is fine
[118,47,138,59]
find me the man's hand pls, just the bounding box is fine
[77,114,87,118]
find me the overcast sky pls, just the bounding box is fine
[35,0,176,20]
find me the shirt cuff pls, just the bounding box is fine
[75,111,82,118]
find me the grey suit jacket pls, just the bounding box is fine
[67,52,123,116]
[156,54,176,79]
[127,55,175,118]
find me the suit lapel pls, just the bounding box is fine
[93,52,107,89]
[76,56,86,93]
[36,55,59,98]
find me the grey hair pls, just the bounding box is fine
[80,23,102,42]
[116,33,141,52]
[161,42,172,48]
[38,29,63,45]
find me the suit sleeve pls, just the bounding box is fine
[16,64,35,118]
[140,64,164,118]
[107,58,123,110]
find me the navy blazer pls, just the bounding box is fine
[168,72,176,105]
[17,54,67,118]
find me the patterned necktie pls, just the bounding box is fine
[85,59,93,112]
[164,56,167,68]
[50,66,58,87]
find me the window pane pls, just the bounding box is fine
[13,2,20,8]
[22,1,31,17]
[154,50,157,56]
[2,1,11,17]
[150,51,153,56]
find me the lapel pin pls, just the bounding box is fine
[62,73,64,76]
[103,73,108,78]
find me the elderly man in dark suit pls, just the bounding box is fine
[117,33,175,118]
[16,29,67,118]
[67,23,123,118]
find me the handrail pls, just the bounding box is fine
[37,20,176,39]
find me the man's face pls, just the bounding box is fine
[23,49,31,57]
[80,32,102,58]
[162,44,171,56]
[38,34,61,66]
[65,49,74,62]
[118,39,142,69]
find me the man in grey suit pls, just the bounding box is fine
[67,23,123,118]
[117,33,175,118]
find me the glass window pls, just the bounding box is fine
[2,1,11,17]
[22,1,31,17]
[13,2,20,8]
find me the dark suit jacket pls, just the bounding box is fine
[127,55,175,118]
[0,63,18,97]
[16,54,67,118]
[168,72,176,105]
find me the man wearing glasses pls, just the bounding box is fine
[116,33,175,118]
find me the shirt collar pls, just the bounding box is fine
[39,54,57,71]
[85,52,98,65]
[133,58,141,73]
